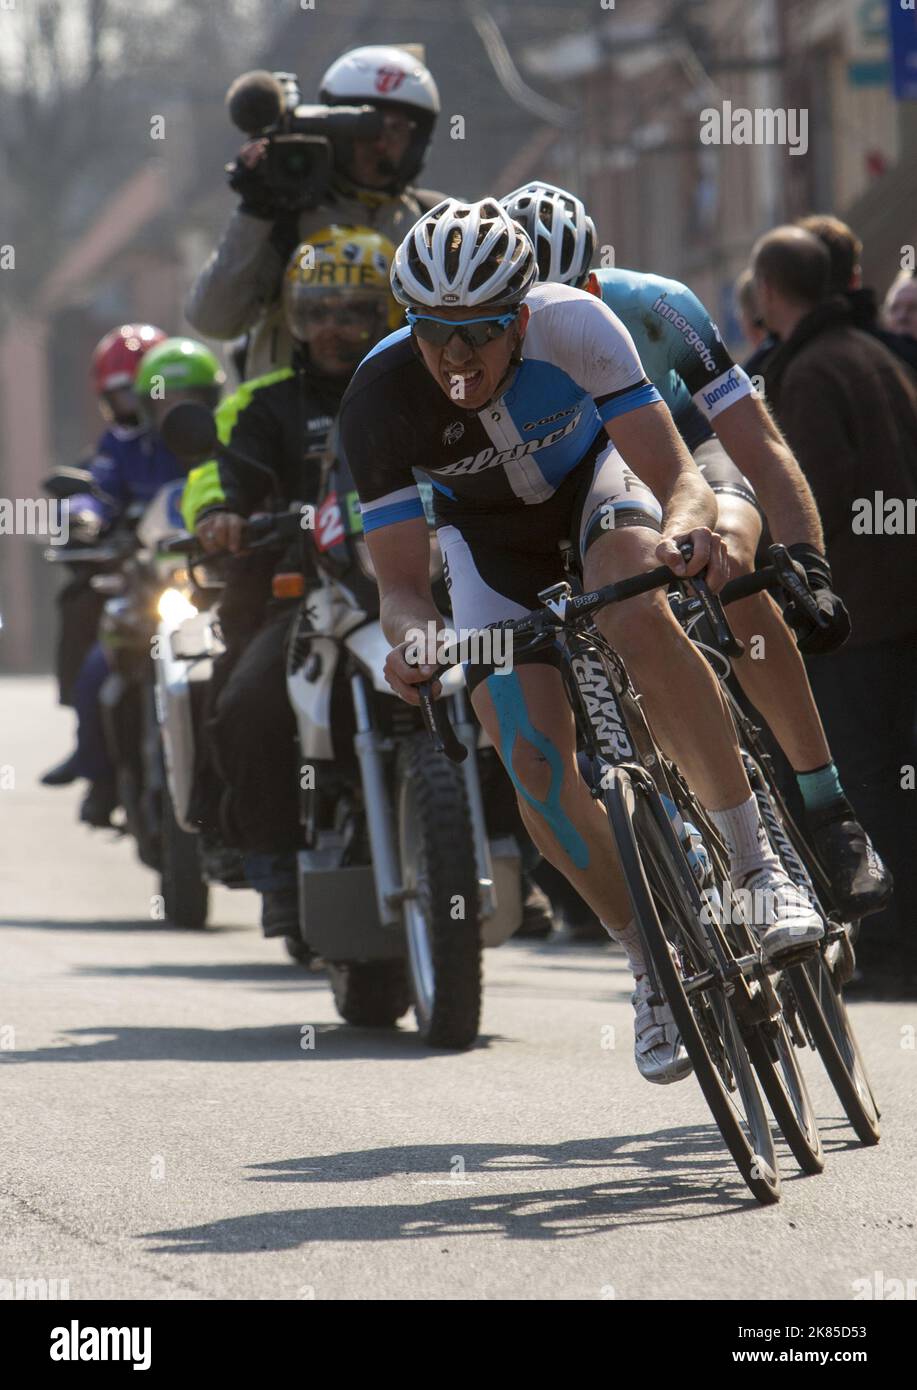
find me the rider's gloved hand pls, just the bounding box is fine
[784,542,851,655]
[195,509,247,555]
[226,139,277,220]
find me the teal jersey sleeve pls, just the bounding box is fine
[594,268,753,427]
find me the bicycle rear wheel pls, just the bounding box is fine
[733,745,878,1145]
[744,1014,824,1174]
[787,957,880,1145]
[604,768,781,1205]
[738,744,880,1145]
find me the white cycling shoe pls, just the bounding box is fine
[632,973,693,1085]
[735,863,824,962]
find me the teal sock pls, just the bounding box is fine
[796,762,844,813]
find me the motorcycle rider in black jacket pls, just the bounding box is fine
[181,226,403,938]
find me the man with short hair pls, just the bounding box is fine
[753,224,917,988]
[796,213,917,374]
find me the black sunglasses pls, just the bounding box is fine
[406,308,520,347]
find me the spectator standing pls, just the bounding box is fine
[752,225,917,991]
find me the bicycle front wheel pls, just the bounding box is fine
[603,768,781,1205]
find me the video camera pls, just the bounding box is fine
[225,69,384,214]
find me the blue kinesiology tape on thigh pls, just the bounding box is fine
[486,670,590,869]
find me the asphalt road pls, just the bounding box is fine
[2,677,915,1301]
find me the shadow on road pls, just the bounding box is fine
[73,961,322,987]
[141,1128,772,1252]
[1,917,249,935]
[0,1021,500,1065]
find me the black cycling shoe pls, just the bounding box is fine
[79,779,118,827]
[807,803,893,919]
[260,888,300,939]
[514,879,554,939]
[41,753,81,786]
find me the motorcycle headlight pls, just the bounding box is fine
[157,587,198,625]
[354,535,443,582]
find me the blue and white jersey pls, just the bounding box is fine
[338,281,662,534]
[593,267,753,449]
[69,424,185,525]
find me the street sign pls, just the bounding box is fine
[889,0,917,99]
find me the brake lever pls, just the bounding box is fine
[768,544,830,629]
[678,539,744,658]
[417,675,467,763]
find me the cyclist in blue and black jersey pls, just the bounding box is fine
[501,181,890,926]
[339,197,832,1085]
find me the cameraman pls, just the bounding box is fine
[186,45,444,379]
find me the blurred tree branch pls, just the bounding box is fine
[0,0,267,327]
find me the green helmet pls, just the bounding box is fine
[134,337,225,399]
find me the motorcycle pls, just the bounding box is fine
[156,402,524,1048]
[42,467,210,927]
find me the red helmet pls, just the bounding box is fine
[91,324,168,394]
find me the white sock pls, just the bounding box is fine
[600,917,647,977]
[708,794,779,884]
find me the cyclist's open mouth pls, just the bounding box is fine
[444,367,485,400]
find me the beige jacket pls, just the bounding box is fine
[185,186,438,379]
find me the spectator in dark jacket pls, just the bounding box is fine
[797,214,917,374]
[752,225,917,992]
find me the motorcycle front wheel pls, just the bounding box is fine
[396,733,482,1048]
[159,754,209,929]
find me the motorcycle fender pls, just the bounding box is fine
[344,623,397,695]
[288,637,337,761]
[153,616,212,830]
[345,623,466,697]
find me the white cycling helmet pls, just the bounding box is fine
[501,181,596,288]
[391,197,539,309]
[320,45,440,188]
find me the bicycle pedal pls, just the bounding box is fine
[763,940,820,971]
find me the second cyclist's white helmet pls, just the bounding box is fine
[391,197,538,309]
[501,181,596,288]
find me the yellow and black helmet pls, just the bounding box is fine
[283,226,404,344]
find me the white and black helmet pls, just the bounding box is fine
[501,181,596,288]
[391,197,538,309]
[320,45,440,189]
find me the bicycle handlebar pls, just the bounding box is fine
[161,509,305,562]
[720,544,828,631]
[416,541,825,763]
[416,558,689,763]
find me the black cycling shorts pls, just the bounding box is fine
[693,436,762,517]
[436,435,663,693]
